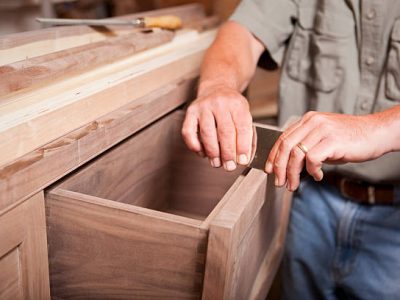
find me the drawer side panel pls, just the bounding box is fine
[202,169,292,300]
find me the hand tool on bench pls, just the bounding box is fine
[36,15,182,30]
[248,124,282,170]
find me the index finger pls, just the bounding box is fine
[181,111,202,154]
[265,119,302,173]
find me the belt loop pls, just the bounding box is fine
[394,186,400,205]
[340,177,350,199]
[368,185,375,205]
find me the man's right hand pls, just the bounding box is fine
[180,21,265,171]
[181,84,253,171]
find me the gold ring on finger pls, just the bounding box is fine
[297,142,309,154]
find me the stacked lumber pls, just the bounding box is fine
[0,4,218,209]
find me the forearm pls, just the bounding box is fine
[266,105,400,191]
[198,21,264,97]
[371,105,400,153]
[182,21,265,170]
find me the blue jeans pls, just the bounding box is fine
[282,178,400,300]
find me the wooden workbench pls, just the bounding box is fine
[0,4,291,299]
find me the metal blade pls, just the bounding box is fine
[36,17,141,27]
[248,124,282,171]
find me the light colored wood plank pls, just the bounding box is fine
[0,74,197,212]
[0,192,50,300]
[0,29,174,98]
[0,3,206,65]
[46,188,208,299]
[0,29,216,169]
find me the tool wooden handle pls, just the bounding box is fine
[143,15,182,30]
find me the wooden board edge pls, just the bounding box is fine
[248,189,292,300]
[47,188,204,229]
[202,169,269,299]
[0,74,197,211]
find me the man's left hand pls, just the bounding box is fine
[265,111,388,191]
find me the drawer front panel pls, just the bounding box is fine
[46,189,208,299]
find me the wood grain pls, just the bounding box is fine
[0,192,50,300]
[0,30,174,97]
[249,187,292,299]
[168,130,245,217]
[45,110,246,299]
[202,170,292,300]
[57,110,242,220]
[0,248,22,300]
[0,74,197,212]
[45,118,291,299]
[46,189,208,299]
[0,3,207,66]
[0,29,216,169]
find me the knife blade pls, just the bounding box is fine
[248,123,282,171]
[36,15,182,30]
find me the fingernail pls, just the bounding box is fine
[224,160,237,171]
[197,151,205,158]
[314,169,324,181]
[210,157,221,168]
[237,154,248,165]
[286,182,291,191]
[274,176,279,186]
[265,161,273,173]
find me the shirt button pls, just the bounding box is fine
[366,9,376,20]
[365,56,375,66]
[360,100,370,110]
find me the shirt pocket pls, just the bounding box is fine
[287,8,353,92]
[385,19,400,101]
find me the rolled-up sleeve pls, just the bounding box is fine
[230,0,297,63]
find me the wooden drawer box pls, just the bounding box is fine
[46,110,291,299]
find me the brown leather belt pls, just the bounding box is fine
[324,173,397,205]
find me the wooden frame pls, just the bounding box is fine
[0,192,50,299]
[45,111,292,299]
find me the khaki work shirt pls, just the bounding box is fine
[231,0,400,183]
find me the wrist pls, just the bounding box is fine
[370,106,400,153]
[197,78,238,98]
[386,109,400,152]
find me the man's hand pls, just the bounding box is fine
[181,21,264,171]
[182,85,253,171]
[265,111,393,191]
